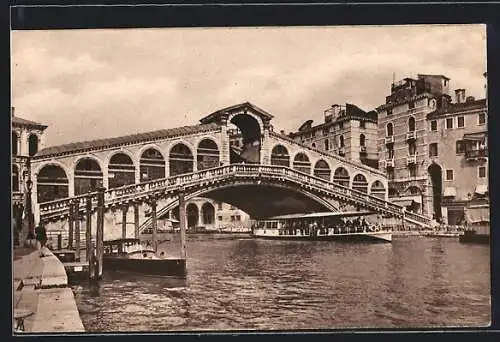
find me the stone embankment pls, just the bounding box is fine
[13,247,85,333]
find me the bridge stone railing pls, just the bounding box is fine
[38,164,431,227]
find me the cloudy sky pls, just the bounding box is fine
[11,24,486,147]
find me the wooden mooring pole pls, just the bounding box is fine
[85,195,92,265]
[178,190,187,260]
[134,201,139,239]
[74,199,81,262]
[96,187,105,279]
[68,201,74,249]
[151,197,157,254]
[122,203,128,239]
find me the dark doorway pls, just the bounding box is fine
[229,114,261,164]
[428,163,442,221]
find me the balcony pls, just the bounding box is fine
[465,148,488,160]
[385,158,395,169]
[406,154,417,165]
[385,136,394,145]
[406,131,417,142]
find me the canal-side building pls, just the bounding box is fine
[11,106,48,243]
[376,73,488,225]
[289,103,379,168]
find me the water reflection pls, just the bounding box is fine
[73,236,490,331]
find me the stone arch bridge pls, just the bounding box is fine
[32,102,431,240]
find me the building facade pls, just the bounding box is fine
[376,74,488,225]
[11,107,48,244]
[289,103,379,168]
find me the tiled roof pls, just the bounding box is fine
[199,102,274,124]
[427,98,487,118]
[35,123,220,158]
[12,116,48,129]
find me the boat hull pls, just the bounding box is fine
[103,257,187,277]
[251,230,392,243]
[459,231,489,244]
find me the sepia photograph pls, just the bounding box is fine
[11,23,490,333]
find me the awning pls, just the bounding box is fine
[475,184,488,195]
[443,187,457,197]
[465,205,490,224]
[392,196,422,206]
[463,131,487,141]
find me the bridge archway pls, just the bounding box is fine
[370,180,386,199]
[270,145,290,167]
[293,152,311,174]
[186,203,199,228]
[74,157,103,195]
[108,152,135,189]
[140,148,165,182]
[197,139,220,170]
[313,159,331,180]
[37,164,69,203]
[229,114,261,164]
[201,202,215,225]
[352,173,368,193]
[169,143,194,176]
[333,167,350,187]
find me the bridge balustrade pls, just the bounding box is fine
[38,163,431,226]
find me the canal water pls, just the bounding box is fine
[72,235,490,331]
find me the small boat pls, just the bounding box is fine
[425,230,462,238]
[103,238,186,277]
[251,211,392,243]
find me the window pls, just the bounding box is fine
[429,143,438,157]
[408,117,416,132]
[386,123,394,136]
[217,215,223,221]
[445,169,454,181]
[408,142,416,155]
[409,101,415,109]
[360,121,366,129]
[478,113,486,125]
[457,116,465,128]
[479,166,486,178]
[430,120,437,131]
[387,147,394,159]
[409,166,417,178]
[456,140,465,154]
[312,143,316,148]
[387,108,393,116]
[339,135,344,148]
[446,118,453,129]
[230,216,235,222]
[217,202,223,210]
[322,128,329,136]
[324,139,329,150]
[338,122,344,130]
[236,215,241,221]
[360,134,366,147]
[387,169,394,180]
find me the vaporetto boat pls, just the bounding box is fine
[251,211,392,243]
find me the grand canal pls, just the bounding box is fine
[72,235,490,331]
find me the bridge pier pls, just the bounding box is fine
[68,202,74,249]
[178,190,187,260]
[73,199,80,262]
[95,187,105,280]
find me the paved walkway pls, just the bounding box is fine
[13,247,85,333]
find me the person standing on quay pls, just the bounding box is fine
[35,221,47,257]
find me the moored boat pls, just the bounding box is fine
[251,211,392,243]
[103,238,186,277]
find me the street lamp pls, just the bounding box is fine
[24,158,35,240]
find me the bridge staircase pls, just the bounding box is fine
[38,164,432,233]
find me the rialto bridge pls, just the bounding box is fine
[30,102,431,241]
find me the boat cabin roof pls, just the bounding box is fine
[265,211,376,221]
[104,238,141,246]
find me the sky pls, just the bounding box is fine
[11,25,487,147]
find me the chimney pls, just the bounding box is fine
[11,106,15,117]
[454,89,466,104]
[466,96,475,103]
[280,130,285,135]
